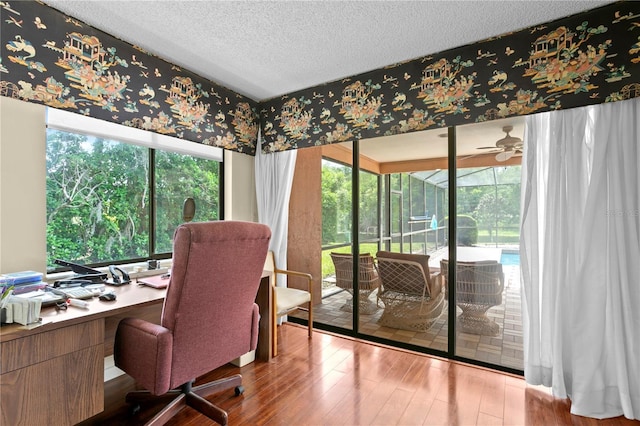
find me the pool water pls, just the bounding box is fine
[500,252,520,266]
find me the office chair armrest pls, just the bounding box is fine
[114,317,173,395]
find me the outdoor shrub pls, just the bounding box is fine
[443,215,478,246]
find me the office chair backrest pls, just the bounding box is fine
[163,221,271,388]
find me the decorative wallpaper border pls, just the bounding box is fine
[260,1,640,153]
[1,1,260,154]
[1,1,639,157]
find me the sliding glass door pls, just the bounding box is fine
[451,121,523,371]
[311,118,524,373]
[318,146,354,331]
[354,129,450,354]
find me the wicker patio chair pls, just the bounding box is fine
[440,259,504,336]
[330,252,380,314]
[375,251,445,332]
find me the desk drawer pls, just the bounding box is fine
[1,344,104,426]
[1,319,104,374]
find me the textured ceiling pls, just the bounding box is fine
[39,1,613,163]
[42,0,612,102]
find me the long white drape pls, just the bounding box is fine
[254,137,297,283]
[520,98,640,420]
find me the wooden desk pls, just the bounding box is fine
[0,271,272,426]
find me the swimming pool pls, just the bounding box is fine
[500,251,520,266]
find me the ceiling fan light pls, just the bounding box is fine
[496,150,515,162]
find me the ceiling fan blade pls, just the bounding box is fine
[460,149,502,161]
[458,153,482,161]
[495,150,515,162]
[476,146,496,150]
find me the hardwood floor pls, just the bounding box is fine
[82,324,637,426]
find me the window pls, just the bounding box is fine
[154,151,221,253]
[46,129,150,267]
[45,109,222,271]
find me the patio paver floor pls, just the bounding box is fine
[290,264,523,370]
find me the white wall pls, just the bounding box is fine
[224,149,258,222]
[0,96,257,274]
[0,97,47,273]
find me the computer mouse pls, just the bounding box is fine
[99,292,117,301]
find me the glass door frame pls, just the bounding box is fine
[311,129,523,376]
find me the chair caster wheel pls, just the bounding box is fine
[130,404,141,416]
[234,385,244,396]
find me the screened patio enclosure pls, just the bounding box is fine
[309,157,523,372]
[409,165,522,250]
[288,117,526,373]
[352,165,522,260]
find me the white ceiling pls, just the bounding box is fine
[41,0,611,162]
[43,0,611,102]
[359,116,526,162]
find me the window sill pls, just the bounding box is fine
[46,260,172,283]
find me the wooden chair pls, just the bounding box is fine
[376,251,445,331]
[265,251,313,357]
[440,259,504,336]
[330,252,380,315]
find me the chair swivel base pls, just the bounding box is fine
[458,312,500,336]
[339,298,379,315]
[126,374,244,426]
[377,306,443,332]
[339,289,379,315]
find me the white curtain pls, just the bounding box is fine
[255,136,297,283]
[520,98,640,420]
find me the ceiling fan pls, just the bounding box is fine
[476,125,523,161]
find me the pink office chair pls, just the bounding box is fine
[114,221,270,425]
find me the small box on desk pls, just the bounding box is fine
[11,281,47,295]
[0,270,44,285]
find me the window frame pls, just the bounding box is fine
[45,108,224,272]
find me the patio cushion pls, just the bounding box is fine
[376,251,440,296]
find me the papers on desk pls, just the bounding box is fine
[14,289,65,306]
[1,295,42,325]
[0,289,68,326]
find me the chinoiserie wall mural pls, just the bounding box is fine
[261,0,640,153]
[0,1,260,155]
[1,1,639,157]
